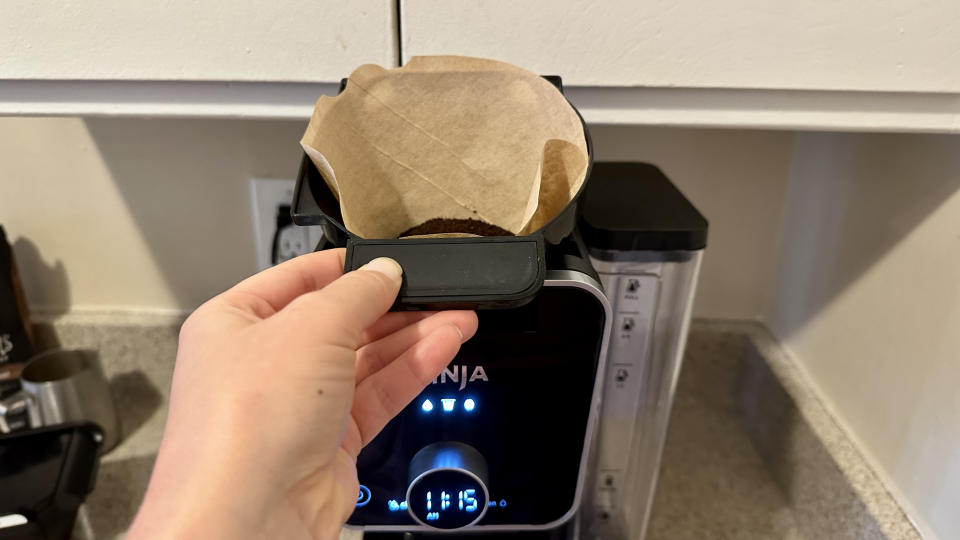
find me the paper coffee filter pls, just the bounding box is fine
[300,55,588,239]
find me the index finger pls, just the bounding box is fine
[219,249,346,317]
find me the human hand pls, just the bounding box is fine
[127,249,478,540]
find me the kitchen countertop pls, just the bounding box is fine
[38,314,179,540]
[646,326,806,540]
[34,313,915,539]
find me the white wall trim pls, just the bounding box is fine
[2,80,959,133]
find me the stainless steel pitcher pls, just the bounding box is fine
[0,348,119,452]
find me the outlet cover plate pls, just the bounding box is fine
[250,178,323,270]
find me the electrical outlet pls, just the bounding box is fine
[250,178,324,270]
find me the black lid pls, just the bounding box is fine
[579,162,708,252]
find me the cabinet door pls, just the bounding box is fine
[0,0,396,82]
[400,0,960,93]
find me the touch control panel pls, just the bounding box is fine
[347,281,609,532]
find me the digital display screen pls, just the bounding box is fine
[407,469,487,529]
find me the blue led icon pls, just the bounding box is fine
[387,499,408,511]
[441,398,456,412]
[356,485,371,507]
[500,499,507,508]
[421,399,434,412]
[463,398,476,412]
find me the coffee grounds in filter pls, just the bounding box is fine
[401,218,514,238]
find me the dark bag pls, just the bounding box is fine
[0,225,34,400]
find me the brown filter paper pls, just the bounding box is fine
[300,56,588,238]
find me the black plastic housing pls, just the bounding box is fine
[579,162,708,253]
[0,423,102,540]
[346,235,545,310]
[291,76,592,310]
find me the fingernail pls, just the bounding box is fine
[360,257,403,284]
[449,324,465,341]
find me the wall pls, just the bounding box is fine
[766,132,960,540]
[0,119,792,317]
[0,117,306,313]
[591,126,793,319]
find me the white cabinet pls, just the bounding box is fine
[2,0,958,131]
[0,0,396,82]
[400,0,960,93]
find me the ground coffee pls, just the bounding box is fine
[401,218,514,238]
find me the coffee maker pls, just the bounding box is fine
[292,78,706,539]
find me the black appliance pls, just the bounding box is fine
[292,78,707,539]
[0,423,102,540]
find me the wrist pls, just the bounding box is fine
[128,471,250,540]
[128,441,277,539]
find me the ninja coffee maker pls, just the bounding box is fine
[292,78,707,539]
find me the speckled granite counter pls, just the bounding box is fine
[30,312,181,540]
[24,314,918,540]
[648,322,921,540]
[646,327,806,540]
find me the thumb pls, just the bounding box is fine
[272,257,403,349]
